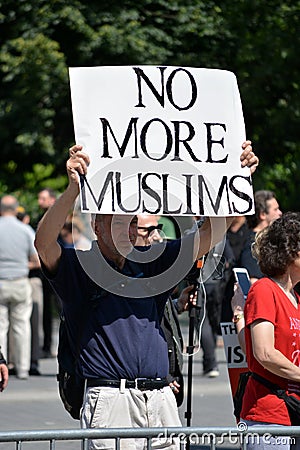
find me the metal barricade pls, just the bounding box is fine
[1,426,300,449]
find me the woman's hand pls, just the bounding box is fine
[231,283,245,317]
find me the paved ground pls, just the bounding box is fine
[0,319,239,449]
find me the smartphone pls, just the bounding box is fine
[233,268,251,299]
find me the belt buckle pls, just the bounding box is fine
[134,377,147,389]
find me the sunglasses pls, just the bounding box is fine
[137,223,163,234]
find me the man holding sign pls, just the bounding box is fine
[35,66,258,450]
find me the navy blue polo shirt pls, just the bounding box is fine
[45,235,195,380]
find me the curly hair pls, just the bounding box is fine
[252,212,300,277]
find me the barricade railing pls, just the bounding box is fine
[1,426,300,449]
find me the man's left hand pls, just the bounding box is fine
[240,140,259,174]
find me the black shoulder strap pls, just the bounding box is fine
[252,371,300,424]
[252,372,286,396]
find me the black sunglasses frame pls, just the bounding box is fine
[137,224,163,234]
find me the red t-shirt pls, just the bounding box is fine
[241,277,300,425]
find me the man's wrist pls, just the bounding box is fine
[66,181,80,197]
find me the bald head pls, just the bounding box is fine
[0,195,19,216]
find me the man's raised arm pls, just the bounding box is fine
[34,145,90,273]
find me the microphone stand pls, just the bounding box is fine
[184,261,203,450]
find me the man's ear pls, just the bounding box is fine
[259,211,267,222]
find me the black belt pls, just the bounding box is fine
[86,377,168,390]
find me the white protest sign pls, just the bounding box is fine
[221,322,248,419]
[220,322,247,369]
[69,66,254,216]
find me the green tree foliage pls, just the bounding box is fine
[0,0,299,213]
[217,1,300,210]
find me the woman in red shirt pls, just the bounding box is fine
[241,212,300,449]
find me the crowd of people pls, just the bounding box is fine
[0,190,92,381]
[4,138,300,449]
[30,140,256,449]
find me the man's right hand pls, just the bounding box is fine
[66,145,90,188]
[35,144,90,273]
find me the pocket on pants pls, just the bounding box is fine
[86,387,118,429]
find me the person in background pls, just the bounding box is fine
[240,212,300,448]
[0,195,40,379]
[136,213,164,245]
[37,188,57,216]
[227,216,249,261]
[59,215,91,251]
[221,216,250,324]
[0,347,8,392]
[16,206,43,376]
[37,188,58,358]
[240,190,282,284]
[191,217,235,378]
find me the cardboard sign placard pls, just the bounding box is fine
[69,66,254,216]
[220,322,248,409]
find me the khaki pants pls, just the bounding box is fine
[81,385,181,450]
[0,278,32,377]
[29,277,43,364]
